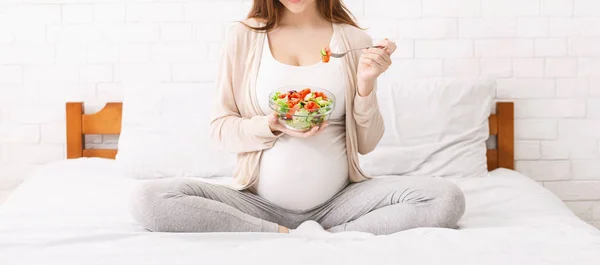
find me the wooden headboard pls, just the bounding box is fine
[65,102,515,170]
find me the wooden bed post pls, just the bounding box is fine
[497,102,515,170]
[66,102,84,159]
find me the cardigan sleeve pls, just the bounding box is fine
[352,36,385,155]
[210,23,279,154]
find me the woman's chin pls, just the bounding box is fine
[286,8,306,14]
[281,0,312,14]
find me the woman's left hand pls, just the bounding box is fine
[357,39,396,94]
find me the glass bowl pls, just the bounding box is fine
[268,86,336,132]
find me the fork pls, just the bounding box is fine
[329,45,385,58]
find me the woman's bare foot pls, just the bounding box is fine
[278,225,289,233]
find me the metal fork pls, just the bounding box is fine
[329,45,385,58]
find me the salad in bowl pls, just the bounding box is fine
[269,87,335,132]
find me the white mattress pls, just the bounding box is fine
[1,158,599,265]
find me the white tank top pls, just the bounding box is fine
[254,30,349,211]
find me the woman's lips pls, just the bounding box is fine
[288,0,301,3]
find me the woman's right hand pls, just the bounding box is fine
[268,113,328,138]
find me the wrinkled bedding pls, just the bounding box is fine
[1,158,599,265]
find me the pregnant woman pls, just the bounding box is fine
[130,0,465,235]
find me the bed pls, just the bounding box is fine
[1,102,599,265]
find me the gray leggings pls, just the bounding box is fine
[129,176,466,235]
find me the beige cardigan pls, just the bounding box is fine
[210,19,385,191]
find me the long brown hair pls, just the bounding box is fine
[245,0,360,31]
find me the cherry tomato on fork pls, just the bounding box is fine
[321,46,331,63]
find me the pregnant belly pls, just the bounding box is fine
[256,127,349,211]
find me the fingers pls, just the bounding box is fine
[268,113,285,135]
[360,54,387,73]
[282,129,305,138]
[361,51,388,68]
[375,38,397,55]
[359,39,394,77]
[284,123,328,138]
[270,116,329,138]
[316,122,328,133]
[359,56,374,68]
[363,46,392,69]
[364,47,390,63]
[301,125,321,138]
[277,125,313,138]
[269,112,278,124]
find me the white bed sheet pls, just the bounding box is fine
[1,158,599,265]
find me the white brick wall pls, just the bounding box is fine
[515,141,542,160]
[565,201,594,220]
[415,40,473,58]
[512,59,545,77]
[482,0,541,17]
[0,0,599,229]
[557,78,589,97]
[517,18,549,37]
[398,19,458,39]
[459,18,517,38]
[543,0,573,17]
[516,160,571,181]
[535,38,568,57]
[475,39,534,57]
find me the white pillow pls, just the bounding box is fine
[116,82,236,179]
[360,77,495,178]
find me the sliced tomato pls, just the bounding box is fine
[286,104,299,118]
[313,103,321,111]
[305,102,312,111]
[322,55,330,63]
[306,101,320,112]
[313,91,328,100]
[290,98,300,106]
[290,92,301,99]
[299,88,311,99]
[278,93,286,99]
